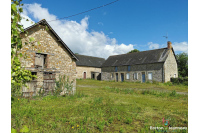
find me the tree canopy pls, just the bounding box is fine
[127,49,140,53]
[176,52,188,77]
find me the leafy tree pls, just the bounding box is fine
[127,49,140,53]
[176,52,188,77]
[11,0,35,96]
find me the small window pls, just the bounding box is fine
[148,72,153,80]
[126,73,130,79]
[174,74,176,78]
[31,72,37,80]
[115,66,118,72]
[128,66,131,71]
[134,72,138,80]
[111,73,114,78]
[35,53,47,68]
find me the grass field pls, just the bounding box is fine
[11,79,188,133]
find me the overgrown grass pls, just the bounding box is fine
[11,79,188,132]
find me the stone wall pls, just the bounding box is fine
[164,49,178,82]
[102,63,163,82]
[20,24,76,96]
[76,66,101,80]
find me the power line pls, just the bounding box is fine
[47,0,120,22]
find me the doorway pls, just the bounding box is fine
[83,72,86,79]
[121,73,124,82]
[142,72,145,83]
[116,73,118,81]
[92,73,95,79]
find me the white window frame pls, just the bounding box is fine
[148,72,153,80]
[126,73,130,79]
[134,72,138,80]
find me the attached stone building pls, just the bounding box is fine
[75,54,105,80]
[101,42,178,83]
[20,19,78,97]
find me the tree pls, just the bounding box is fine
[176,53,188,77]
[11,0,35,96]
[127,49,140,53]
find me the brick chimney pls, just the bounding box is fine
[167,41,172,49]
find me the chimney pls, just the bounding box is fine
[167,41,172,49]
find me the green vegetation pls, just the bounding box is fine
[176,52,188,78]
[11,79,188,132]
[127,49,140,53]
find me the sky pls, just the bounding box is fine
[20,0,188,58]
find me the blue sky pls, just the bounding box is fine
[20,0,188,58]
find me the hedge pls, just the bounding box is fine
[170,77,188,86]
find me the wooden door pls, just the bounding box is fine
[43,72,56,95]
[83,72,86,79]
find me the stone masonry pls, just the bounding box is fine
[76,66,101,79]
[20,23,77,96]
[101,63,163,82]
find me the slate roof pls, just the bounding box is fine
[102,47,176,67]
[22,19,78,61]
[75,54,105,68]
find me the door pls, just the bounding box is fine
[116,73,118,81]
[83,72,86,79]
[142,72,145,83]
[43,72,56,95]
[121,73,124,82]
[92,73,95,79]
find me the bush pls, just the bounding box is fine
[170,77,188,86]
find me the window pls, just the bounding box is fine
[128,66,131,71]
[126,73,130,79]
[115,66,118,72]
[148,72,153,80]
[174,74,176,78]
[134,72,138,80]
[31,72,37,80]
[111,73,114,78]
[35,53,47,68]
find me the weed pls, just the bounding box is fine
[120,127,125,133]
[97,120,105,132]
[108,117,114,124]
[124,117,132,124]
[94,97,103,105]
[170,90,177,97]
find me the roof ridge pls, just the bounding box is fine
[76,54,105,59]
[109,47,168,57]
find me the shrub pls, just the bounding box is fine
[54,75,74,96]
[170,77,188,86]
[164,81,173,86]
[169,90,177,97]
[108,117,114,124]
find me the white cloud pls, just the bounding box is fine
[148,42,160,50]
[147,41,188,53]
[98,22,103,26]
[172,42,188,53]
[19,13,35,29]
[20,3,134,58]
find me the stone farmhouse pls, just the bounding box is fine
[20,19,78,97]
[101,41,178,83]
[75,54,105,80]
